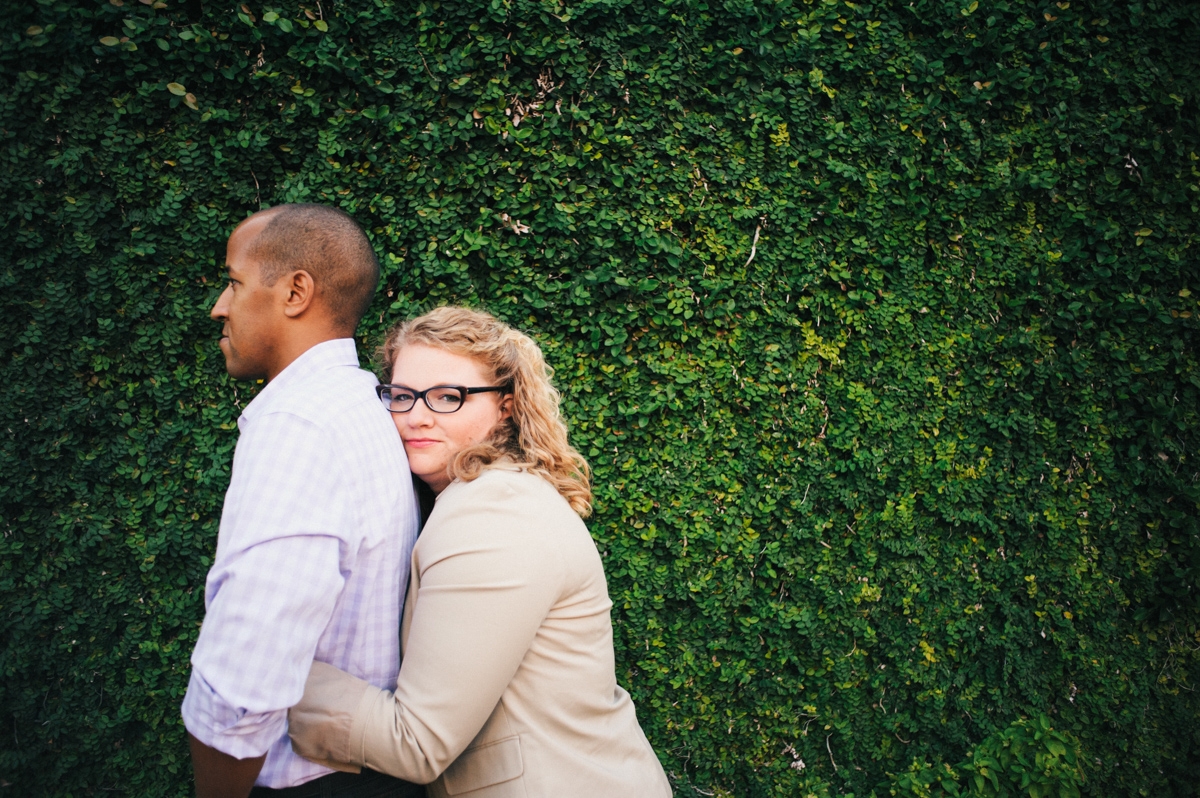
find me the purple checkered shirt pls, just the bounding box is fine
[181,339,419,788]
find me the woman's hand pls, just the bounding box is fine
[287,661,374,772]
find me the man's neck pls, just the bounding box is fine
[266,329,352,382]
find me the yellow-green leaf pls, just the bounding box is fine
[167,82,187,96]
[314,20,328,31]
[26,26,44,36]
[100,36,119,46]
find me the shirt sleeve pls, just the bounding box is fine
[288,475,562,782]
[182,411,349,760]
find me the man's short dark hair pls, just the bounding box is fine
[247,203,380,331]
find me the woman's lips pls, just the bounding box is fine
[404,438,439,448]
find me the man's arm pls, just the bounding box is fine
[183,532,345,793]
[189,733,267,798]
[183,413,351,791]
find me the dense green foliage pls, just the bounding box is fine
[885,714,1084,798]
[2,0,1197,795]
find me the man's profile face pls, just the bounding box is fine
[210,216,284,381]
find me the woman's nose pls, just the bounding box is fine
[404,402,435,427]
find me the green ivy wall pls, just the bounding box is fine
[1,1,1197,796]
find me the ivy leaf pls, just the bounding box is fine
[99,36,119,46]
[166,82,186,96]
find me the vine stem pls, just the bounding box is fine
[743,223,762,268]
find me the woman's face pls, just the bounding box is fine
[389,344,510,493]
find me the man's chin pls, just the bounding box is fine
[223,359,263,381]
[218,341,236,374]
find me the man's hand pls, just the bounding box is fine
[189,733,267,798]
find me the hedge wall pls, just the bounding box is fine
[2,1,1197,796]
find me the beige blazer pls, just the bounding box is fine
[289,467,672,797]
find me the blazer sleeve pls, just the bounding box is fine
[289,472,564,784]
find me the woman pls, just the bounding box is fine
[288,306,672,797]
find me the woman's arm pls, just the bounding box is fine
[289,474,562,783]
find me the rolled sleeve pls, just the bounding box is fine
[182,668,288,760]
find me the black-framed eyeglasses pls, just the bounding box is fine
[376,383,509,414]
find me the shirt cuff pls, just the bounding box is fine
[182,668,287,760]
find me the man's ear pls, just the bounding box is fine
[281,270,316,318]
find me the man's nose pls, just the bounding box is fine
[211,285,232,321]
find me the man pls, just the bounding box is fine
[181,204,421,798]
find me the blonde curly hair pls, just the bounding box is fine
[378,306,593,517]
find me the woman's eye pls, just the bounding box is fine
[429,389,463,408]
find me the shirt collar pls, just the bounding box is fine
[239,339,363,425]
